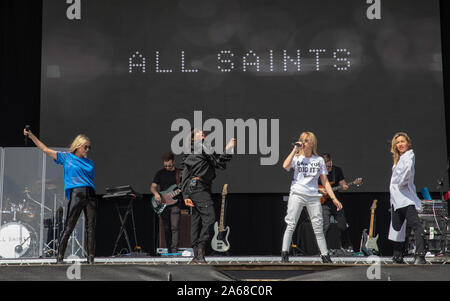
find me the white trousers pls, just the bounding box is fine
[281,191,328,255]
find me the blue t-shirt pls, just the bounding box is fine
[54,152,96,200]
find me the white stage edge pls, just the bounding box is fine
[0,255,447,266]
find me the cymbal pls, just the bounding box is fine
[24,186,58,193]
[34,178,60,185]
[26,179,62,193]
[46,184,58,190]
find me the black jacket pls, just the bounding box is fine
[180,143,232,199]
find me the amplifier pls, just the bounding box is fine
[421,200,448,216]
[418,215,449,237]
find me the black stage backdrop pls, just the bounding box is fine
[40,0,446,194]
[1,0,450,256]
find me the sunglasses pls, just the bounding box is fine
[83,145,91,150]
[299,139,310,143]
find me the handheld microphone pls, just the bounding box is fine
[24,125,31,146]
[291,142,303,147]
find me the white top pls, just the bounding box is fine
[290,155,327,196]
[389,149,422,212]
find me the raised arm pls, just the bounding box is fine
[207,138,235,169]
[24,128,57,160]
[282,145,300,171]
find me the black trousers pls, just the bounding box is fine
[190,190,215,247]
[58,187,96,259]
[160,205,180,251]
[322,201,352,249]
[391,204,425,256]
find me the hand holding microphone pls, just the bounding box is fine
[24,125,31,146]
[291,141,303,150]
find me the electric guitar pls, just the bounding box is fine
[319,178,363,204]
[151,184,181,215]
[360,199,379,256]
[211,184,230,252]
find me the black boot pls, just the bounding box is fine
[281,251,289,263]
[84,199,96,265]
[56,232,70,264]
[190,245,198,263]
[56,254,64,264]
[195,242,207,264]
[321,254,332,263]
[392,255,405,264]
[87,255,95,265]
[413,253,426,264]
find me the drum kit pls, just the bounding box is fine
[0,182,60,259]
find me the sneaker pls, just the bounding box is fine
[281,251,289,263]
[321,254,332,263]
[392,256,405,264]
[413,254,426,265]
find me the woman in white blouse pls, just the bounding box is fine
[388,132,426,264]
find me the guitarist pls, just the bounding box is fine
[318,153,354,254]
[151,151,183,254]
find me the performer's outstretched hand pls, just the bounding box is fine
[184,198,194,207]
[225,138,236,151]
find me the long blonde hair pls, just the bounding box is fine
[295,131,319,157]
[390,132,412,165]
[69,134,91,153]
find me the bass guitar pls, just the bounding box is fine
[151,184,181,215]
[360,199,379,256]
[319,178,363,204]
[211,184,230,252]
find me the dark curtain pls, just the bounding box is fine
[1,0,42,146]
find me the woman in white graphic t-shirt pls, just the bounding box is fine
[281,131,342,263]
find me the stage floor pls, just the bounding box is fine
[1,254,449,265]
[0,255,449,281]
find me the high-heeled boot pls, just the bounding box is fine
[85,221,96,264]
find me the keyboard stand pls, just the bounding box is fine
[111,197,136,256]
[102,185,141,257]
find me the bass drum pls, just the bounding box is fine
[0,222,36,258]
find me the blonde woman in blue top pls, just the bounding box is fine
[24,129,96,264]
